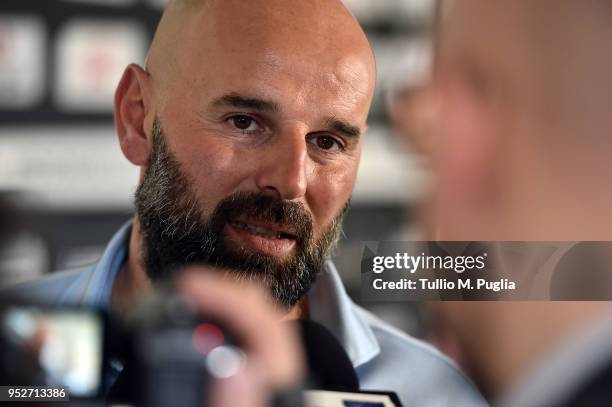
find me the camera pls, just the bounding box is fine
[0,283,242,407]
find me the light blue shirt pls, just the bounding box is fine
[11,222,487,407]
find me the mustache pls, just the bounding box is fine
[211,192,314,245]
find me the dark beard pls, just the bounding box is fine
[134,118,349,309]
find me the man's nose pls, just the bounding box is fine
[255,127,309,201]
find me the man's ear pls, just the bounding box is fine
[436,79,498,204]
[430,77,500,241]
[114,64,154,166]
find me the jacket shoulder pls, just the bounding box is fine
[2,265,95,305]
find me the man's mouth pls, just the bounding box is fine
[229,220,296,240]
[227,219,298,257]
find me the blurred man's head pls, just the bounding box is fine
[113,0,376,308]
[427,0,612,400]
[431,0,612,241]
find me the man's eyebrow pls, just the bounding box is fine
[211,92,280,112]
[326,117,362,138]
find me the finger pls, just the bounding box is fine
[207,367,267,407]
[176,269,304,388]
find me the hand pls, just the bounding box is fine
[175,269,305,407]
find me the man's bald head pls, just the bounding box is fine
[145,0,375,106]
[430,0,612,241]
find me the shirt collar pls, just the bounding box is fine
[82,221,381,367]
[80,221,131,309]
[307,261,381,368]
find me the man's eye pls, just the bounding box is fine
[228,115,260,132]
[310,135,342,152]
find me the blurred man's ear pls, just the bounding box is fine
[431,77,500,239]
[114,64,154,167]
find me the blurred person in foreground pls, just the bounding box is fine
[427,0,612,406]
[8,0,486,405]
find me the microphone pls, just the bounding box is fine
[295,319,359,392]
[293,320,403,407]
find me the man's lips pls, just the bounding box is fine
[226,219,297,257]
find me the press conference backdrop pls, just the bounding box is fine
[0,0,435,336]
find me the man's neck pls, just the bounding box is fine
[110,217,150,312]
[110,216,309,319]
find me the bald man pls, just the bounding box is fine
[427,0,612,406]
[12,1,485,405]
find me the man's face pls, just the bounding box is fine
[133,2,375,308]
[135,119,348,308]
[429,0,612,397]
[432,0,612,240]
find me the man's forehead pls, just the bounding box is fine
[177,34,373,121]
[151,0,375,126]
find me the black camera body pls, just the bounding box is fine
[108,284,241,407]
[0,284,240,407]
